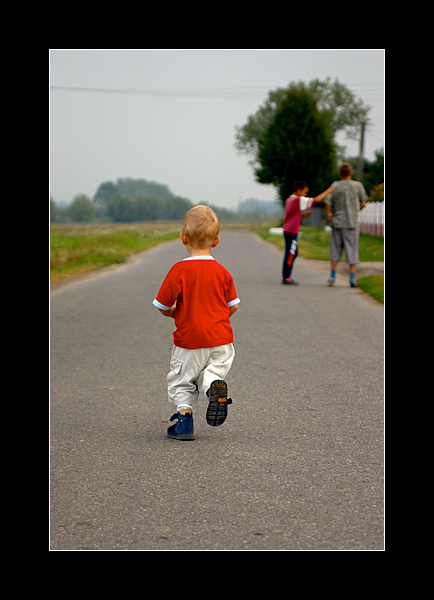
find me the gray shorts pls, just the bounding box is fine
[329,227,359,264]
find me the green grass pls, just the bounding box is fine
[50,223,181,282]
[258,225,384,262]
[357,275,384,304]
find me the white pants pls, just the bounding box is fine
[166,343,235,407]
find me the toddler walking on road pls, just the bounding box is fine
[153,205,240,440]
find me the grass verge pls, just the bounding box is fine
[50,223,181,282]
[356,275,384,304]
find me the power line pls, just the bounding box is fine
[50,83,384,101]
[50,85,271,100]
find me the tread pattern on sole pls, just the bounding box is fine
[206,380,230,427]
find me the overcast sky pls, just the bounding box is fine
[50,50,384,209]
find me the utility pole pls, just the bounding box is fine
[356,121,366,182]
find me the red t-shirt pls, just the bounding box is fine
[153,256,240,349]
[284,195,316,234]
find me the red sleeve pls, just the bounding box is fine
[225,272,240,307]
[154,266,181,309]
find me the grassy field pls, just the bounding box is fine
[50,223,384,303]
[50,223,181,282]
[50,222,268,282]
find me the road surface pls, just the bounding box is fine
[50,230,384,550]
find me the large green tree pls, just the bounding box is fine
[255,87,336,202]
[235,78,372,168]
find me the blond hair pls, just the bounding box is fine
[182,205,220,249]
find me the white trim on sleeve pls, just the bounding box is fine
[153,299,172,310]
[299,196,315,211]
[228,298,240,308]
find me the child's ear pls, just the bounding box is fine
[212,236,221,248]
[180,232,188,246]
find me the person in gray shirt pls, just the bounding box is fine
[324,163,367,287]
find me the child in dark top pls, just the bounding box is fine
[282,181,334,284]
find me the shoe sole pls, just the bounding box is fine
[328,280,334,287]
[206,380,230,427]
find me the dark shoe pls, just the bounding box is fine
[206,380,233,427]
[167,410,195,440]
[282,278,299,285]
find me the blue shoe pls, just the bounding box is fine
[167,410,195,440]
[349,274,358,287]
[206,380,233,427]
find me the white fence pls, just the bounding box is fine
[359,201,384,237]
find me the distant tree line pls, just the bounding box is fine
[50,177,284,224]
[94,177,194,222]
[104,193,194,222]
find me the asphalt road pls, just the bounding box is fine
[50,230,384,550]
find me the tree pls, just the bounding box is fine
[368,183,384,203]
[93,181,118,207]
[255,87,336,203]
[115,177,172,199]
[104,194,194,222]
[162,196,193,220]
[235,78,372,168]
[69,194,95,222]
[105,194,135,222]
[362,149,384,197]
[133,195,161,220]
[93,177,173,207]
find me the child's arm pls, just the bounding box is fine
[157,304,176,318]
[300,186,333,213]
[325,203,333,221]
[229,304,239,317]
[314,186,333,203]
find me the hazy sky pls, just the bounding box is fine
[50,50,384,209]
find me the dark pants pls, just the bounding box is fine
[282,232,298,280]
